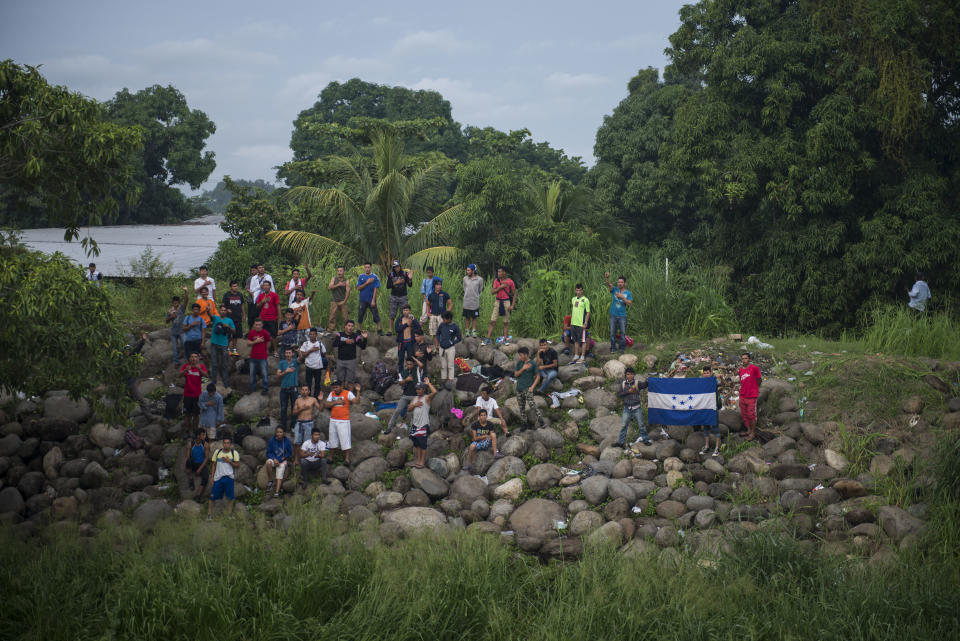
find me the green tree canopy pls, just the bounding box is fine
[199,178,276,214]
[0,60,142,246]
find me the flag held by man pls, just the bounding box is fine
[647,377,718,426]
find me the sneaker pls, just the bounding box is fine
[495,337,503,344]
[481,339,491,346]
[699,445,709,455]
[712,448,720,457]
[266,481,274,491]
[273,492,279,498]
[502,339,510,346]
[493,452,503,460]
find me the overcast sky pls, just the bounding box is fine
[3,0,689,192]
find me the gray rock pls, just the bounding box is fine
[350,413,382,442]
[43,447,63,480]
[800,423,825,444]
[80,461,109,489]
[375,491,404,511]
[694,509,717,528]
[508,498,565,540]
[762,436,796,458]
[655,525,679,547]
[43,395,91,423]
[686,495,715,512]
[350,440,382,465]
[132,499,174,529]
[17,471,45,498]
[0,487,25,515]
[769,463,810,480]
[449,475,487,505]
[878,506,924,542]
[403,488,431,507]
[241,435,267,453]
[37,418,80,442]
[500,436,528,458]
[122,491,150,511]
[410,466,449,500]
[348,457,389,491]
[587,520,624,546]
[718,408,743,430]
[526,463,562,491]
[583,388,616,410]
[426,457,448,478]
[779,490,804,510]
[656,500,686,519]
[567,409,589,423]
[632,460,658,481]
[0,433,22,457]
[580,475,609,505]
[485,456,526,484]
[703,458,725,475]
[88,423,125,449]
[530,427,564,450]
[779,478,817,493]
[381,507,447,535]
[607,479,636,504]
[568,509,604,536]
[655,440,680,460]
[232,393,270,422]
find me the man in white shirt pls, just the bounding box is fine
[207,435,240,516]
[299,428,328,487]
[85,262,103,287]
[285,265,312,306]
[193,265,216,301]
[466,386,510,437]
[298,328,326,397]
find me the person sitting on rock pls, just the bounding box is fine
[464,409,502,472]
[183,429,209,500]
[265,426,293,498]
[299,427,328,488]
[465,386,510,438]
[616,367,650,448]
[409,379,438,469]
[208,434,240,517]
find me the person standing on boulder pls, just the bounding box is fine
[435,311,463,385]
[697,365,722,457]
[325,380,359,467]
[182,300,206,359]
[327,265,351,333]
[616,367,650,447]
[569,283,591,364]
[193,264,216,302]
[166,294,186,367]
[208,435,240,517]
[292,384,322,458]
[462,264,484,337]
[394,304,421,368]
[207,304,235,387]
[513,347,543,430]
[418,266,438,325]
[408,379,438,469]
[198,382,224,440]
[387,260,412,332]
[277,347,300,436]
[180,352,208,434]
[221,280,245,356]
[299,327,326,398]
[604,272,632,352]
[483,267,516,346]
[427,277,452,339]
[332,320,367,384]
[356,261,382,335]
[255,280,281,357]
[246,319,271,395]
[183,429,209,500]
[738,352,762,441]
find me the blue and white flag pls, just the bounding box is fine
[647,377,718,426]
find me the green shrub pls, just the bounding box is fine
[861,304,960,359]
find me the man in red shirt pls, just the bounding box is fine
[256,280,281,357]
[246,319,272,395]
[180,352,208,433]
[738,352,762,440]
[483,266,517,346]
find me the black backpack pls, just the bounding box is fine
[455,373,487,393]
[480,365,506,380]
[232,424,252,445]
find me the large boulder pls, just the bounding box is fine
[878,506,924,542]
[530,427,564,450]
[17,471,46,498]
[494,477,523,501]
[348,457,389,490]
[36,417,80,442]
[602,359,626,380]
[0,487,25,515]
[43,446,63,480]
[526,464,563,491]
[486,456,526,484]
[583,388,616,410]
[823,449,849,473]
[450,475,487,505]
[569,509,604,536]
[88,423,125,449]
[80,461,109,489]
[133,499,174,529]
[43,395,91,423]
[589,415,622,442]
[381,507,447,535]
[581,475,609,505]
[410,466,449,500]
[508,498,565,540]
[0,433,22,457]
[350,413,382,442]
[232,394,270,422]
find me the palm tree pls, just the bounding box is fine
[267,131,471,274]
[524,178,592,224]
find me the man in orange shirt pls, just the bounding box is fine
[195,286,218,328]
[324,379,360,467]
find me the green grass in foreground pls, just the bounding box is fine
[2,501,959,641]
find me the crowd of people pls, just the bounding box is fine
[102,259,772,511]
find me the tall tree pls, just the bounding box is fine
[0,60,142,248]
[105,85,216,224]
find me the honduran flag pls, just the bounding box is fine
[647,377,718,426]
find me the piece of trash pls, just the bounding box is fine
[553,519,567,530]
[158,468,170,480]
[450,408,463,419]
[631,506,643,514]
[909,415,920,427]
[364,411,379,419]
[812,484,824,492]
[501,530,514,535]
[678,529,685,538]
[804,370,814,376]
[113,448,122,457]
[156,484,168,490]
[808,463,816,470]
[746,336,774,349]
[787,377,796,381]
[479,476,489,484]
[565,470,579,476]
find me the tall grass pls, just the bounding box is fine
[1,509,958,641]
[862,305,960,359]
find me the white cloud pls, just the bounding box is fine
[139,38,279,67]
[410,77,505,115]
[392,30,467,56]
[545,72,611,88]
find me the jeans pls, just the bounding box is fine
[305,366,324,397]
[248,358,268,392]
[210,343,229,385]
[279,387,297,429]
[619,407,648,444]
[537,368,558,394]
[388,394,415,430]
[184,339,202,358]
[398,340,415,368]
[170,333,184,366]
[300,458,328,484]
[609,315,627,351]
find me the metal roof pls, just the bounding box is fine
[20,224,229,277]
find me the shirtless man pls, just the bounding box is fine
[292,384,322,462]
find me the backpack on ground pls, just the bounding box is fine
[455,373,487,393]
[371,361,393,395]
[232,424,252,444]
[480,365,506,380]
[164,393,183,420]
[124,430,145,450]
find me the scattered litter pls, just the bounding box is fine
[565,470,580,476]
[158,468,170,480]
[552,519,567,530]
[746,336,774,349]
[450,408,463,419]
[812,484,824,492]
[804,370,814,376]
[552,388,582,408]
[156,485,169,490]
[808,463,817,470]
[479,476,489,484]
[788,377,796,381]
[364,411,379,419]
[631,506,643,514]
[113,448,122,457]
[909,415,920,427]
[678,529,685,538]
[812,351,822,355]
[501,530,514,536]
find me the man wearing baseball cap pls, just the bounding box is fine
[462,264,484,338]
[387,259,412,333]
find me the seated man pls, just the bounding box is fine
[464,409,501,472]
[265,426,293,498]
[465,386,510,437]
[299,428,328,487]
[536,338,559,394]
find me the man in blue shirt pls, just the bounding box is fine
[605,272,633,352]
[208,304,236,386]
[419,266,437,325]
[427,278,452,339]
[906,272,931,312]
[277,347,300,434]
[182,302,206,359]
[198,383,224,436]
[356,261,382,335]
[436,311,463,385]
[265,425,293,497]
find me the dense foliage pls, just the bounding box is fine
[199,178,276,215]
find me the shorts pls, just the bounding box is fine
[262,320,278,337]
[328,418,352,450]
[740,396,758,426]
[187,459,208,485]
[183,396,200,415]
[490,299,511,321]
[472,438,492,451]
[294,420,313,445]
[228,314,243,334]
[210,476,234,501]
[570,325,586,344]
[266,459,288,478]
[389,295,408,320]
[411,435,428,450]
[429,314,443,336]
[462,308,479,319]
[358,300,380,324]
[184,340,202,357]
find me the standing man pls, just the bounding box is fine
[245,264,260,331]
[738,352,762,441]
[265,426,293,498]
[195,286,218,329]
[569,283,591,364]
[291,288,316,344]
[277,308,300,356]
[299,328,326,398]
[299,428,328,487]
[408,380,437,469]
[605,272,633,352]
[180,352,208,435]
[277,347,300,435]
[462,264,484,337]
[285,266,311,307]
[387,260,413,332]
[325,380,359,467]
[386,355,424,434]
[182,301,206,359]
[615,367,650,448]
[85,262,103,287]
[194,265,216,302]
[356,261,382,335]
[332,320,368,384]
[198,383,224,440]
[394,304,421,367]
[246,319,271,395]
[427,278,453,339]
[207,435,240,517]
[207,304,235,386]
[292,384,322,455]
[513,347,543,430]
[255,280,280,356]
[248,263,274,331]
[166,294,185,367]
[483,267,516,346]
[906,272,932,312]
[221,280,245,356]
[327,265,351,333]
[419,266,437,325]
[535,339,559,394]
[436,312,463,386]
